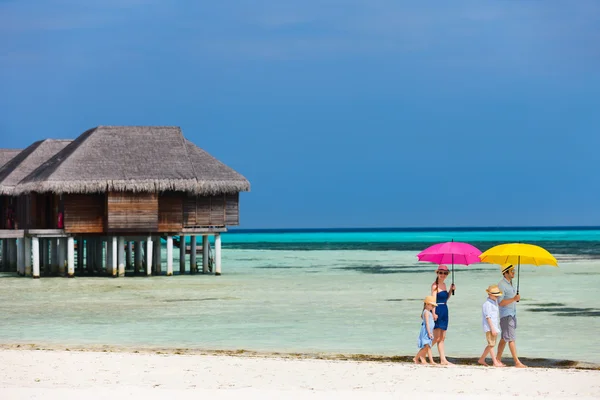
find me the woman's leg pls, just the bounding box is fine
[432,328,442,353]
[437,330,453,365]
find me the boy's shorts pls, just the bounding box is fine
[485,331,497,346]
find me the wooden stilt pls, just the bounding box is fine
[0,239,5,271]
[166,236,173,276]
[95,240,104,273]
[215,234,221,276]
[51,239,59,275]
[179,235,186,275]
[10,239,17,272]
[111,237,118,277]
[118,237,125,277]
[32,237,40,279]
[17,238,24,275]
[153,238,162,275]
[85,239,93,275]
[58,239,66,276]
[106,238,113,276]
[135,241,142,274]
[126,241,133,270]
[24,237,32,276]
[202,235,209,273]
[67,237,75,278]
[77,237,83,273]
[146,237,153,276]
[190,236,197,274]
[41,239,49,275]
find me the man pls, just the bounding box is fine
[496,263,526,368]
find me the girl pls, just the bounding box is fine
[431,264,456,365]
[414,295,438,365]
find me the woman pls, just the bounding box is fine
[431,264,456,365]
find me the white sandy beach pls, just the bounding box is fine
[1,349,599,400]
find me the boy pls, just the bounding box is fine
[478,285,504,367]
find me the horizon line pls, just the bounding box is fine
[229,225,600,232]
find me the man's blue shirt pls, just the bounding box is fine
[498,277,517,318]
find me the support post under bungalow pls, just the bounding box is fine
[51,238,59,275]
[215,234,221,276]
[134,240,142,274]
[58,238,66,276]
[77,237,84,273]
[117,236,125,277]
[190,236,197,274]
[32,237,40,279]
[85,239,93,274]
[10,239,18,272]
[106,238,113,276]
[146,237,153,276]
[166,236,173,276]
[0,239,5,271]
[202,235,209,273]
[153,237,162,275]
[24,237,32,276]
[16,238,24,275]
[67,237,75,278]
[111,237,118,277]
[95,240,104,273]
[179,235,186,274]
[126,241,133,270]
[40,239,47,275]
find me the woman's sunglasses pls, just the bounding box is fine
[437,271,449,275]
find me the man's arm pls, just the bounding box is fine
[499,294,520,307]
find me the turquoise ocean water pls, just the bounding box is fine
[1,227,599,363]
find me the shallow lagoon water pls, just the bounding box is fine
[1,247,599,363]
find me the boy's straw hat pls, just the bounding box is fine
[424,295,437,306]
[501,263,515,274]
[486,285,503,296]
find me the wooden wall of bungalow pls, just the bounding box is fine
[1,193,61,230]
[61,191,240,234]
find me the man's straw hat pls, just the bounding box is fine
[501,263,515,274]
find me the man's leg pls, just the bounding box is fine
[508,341,527,368]
[497,338,507,361]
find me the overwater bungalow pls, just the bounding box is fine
[0,126,250,278]
[0,140,72,271]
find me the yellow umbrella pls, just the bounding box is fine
[479,243,558,295]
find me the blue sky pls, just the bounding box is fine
[1,1,599,228]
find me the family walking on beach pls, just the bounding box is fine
[414,263,527,368]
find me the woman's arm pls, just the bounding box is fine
[446,284,456,299]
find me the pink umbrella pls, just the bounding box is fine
[417,240,482,295]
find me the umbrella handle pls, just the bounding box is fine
[451,257,455,295]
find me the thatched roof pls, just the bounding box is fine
[15,126,250,195]
[0,140,72,195]
[0,149,21,169]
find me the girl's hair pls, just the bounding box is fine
[432,275,439,292]
[421,302,431,318]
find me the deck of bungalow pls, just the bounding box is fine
[0,126,250,278]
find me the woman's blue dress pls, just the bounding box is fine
[418,309,434,349]
[434,290,449,331]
